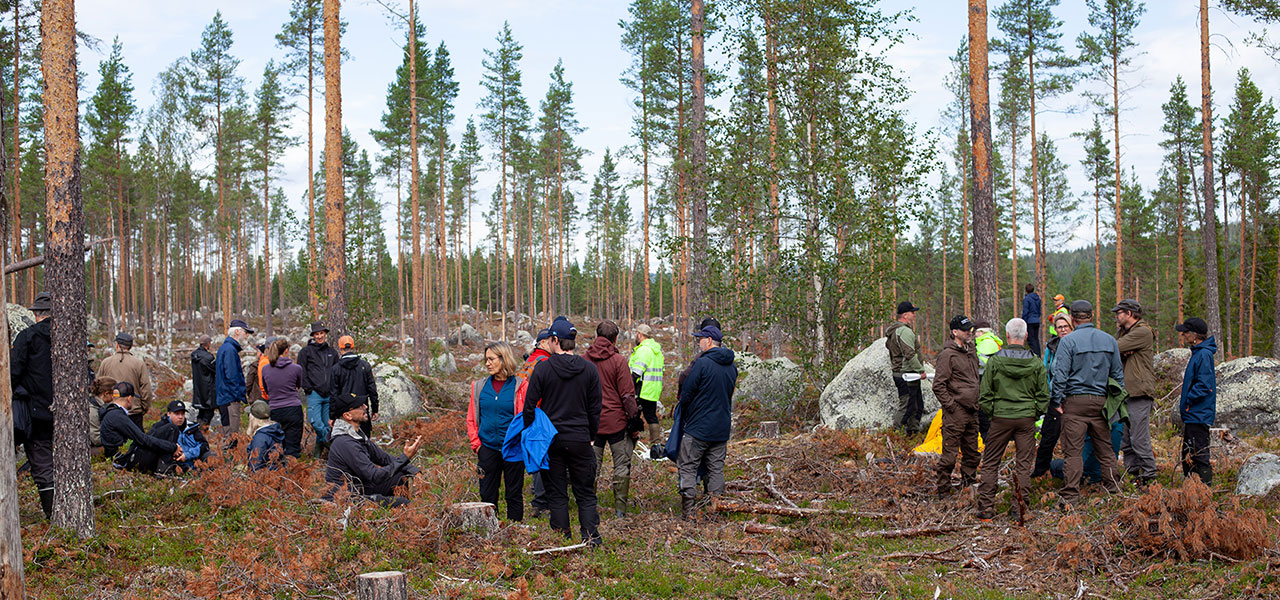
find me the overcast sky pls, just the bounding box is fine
[76,1,1277,261]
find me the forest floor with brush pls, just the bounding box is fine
[16,396,1280,599]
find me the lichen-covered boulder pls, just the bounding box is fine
[431,352,458,375]
[735,353,803,415]
[820,338,938,430]
[6,303,35,344]
[1215,357,1280,434]
[1235,453,1280,497]
[372,362,423,418]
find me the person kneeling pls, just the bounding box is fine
[134,400,209,475]
[100,382,185,472]
[324,395,422,507]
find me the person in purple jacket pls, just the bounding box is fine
[261,337,305,458]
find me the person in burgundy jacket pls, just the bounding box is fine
[585,320,640,517]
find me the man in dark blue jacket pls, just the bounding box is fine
[1176,317,1216,485]
[1021,283,1042,355]
[215,319,254,437]
[677,324,737,519]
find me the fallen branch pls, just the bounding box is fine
[764,462,798,508]
[712,498,892,520]
[961,545,1014,569]
[525,542,589,556]
[744,522,793,536]
[5,237,113,274]
[880,542,965,563]
[685,537,782,564]
[854,525,967,540]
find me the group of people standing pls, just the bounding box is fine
[466,316,737,546]
[888,286,1219,520]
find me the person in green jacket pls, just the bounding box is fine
[629,324,666,459]
[976,318,1048,521]
[886,301,927,433]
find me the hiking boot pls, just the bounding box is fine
[612,477,630,518]
[974,510,994,523]
[530,506,546,519]
[680,495,696,520]
[38,489,53,520]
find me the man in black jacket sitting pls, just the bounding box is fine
[325,394,421,507]
[522,318,603,545]
[100,382,185,471]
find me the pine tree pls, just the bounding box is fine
[1079,0,1145,302]
[456,119,483,314]
[688,0,709,316]
[85,38,135,332]
[44,0,92,538]
[1199,0,1224,356]
[253,60,295,336]
[995,0,1075,324]
[426,42,457,328]
[479,22,530,339]
[1078,117,1112,311]
[970,0,997,325]
[186,11,242,330]
[535,60,584,316]
[1159,77,1199,323]
[322,0,347,335]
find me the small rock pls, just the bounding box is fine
[455,323,483,346]
[1235,453,1280,496]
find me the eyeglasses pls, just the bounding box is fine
[484,356,499,363]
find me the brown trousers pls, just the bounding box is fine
[937,406,980,494]
[1059,394,1121,504]
[977,416,1037,514]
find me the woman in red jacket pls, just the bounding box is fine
[466,341,527,521]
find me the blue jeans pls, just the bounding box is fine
[307,392,331,445]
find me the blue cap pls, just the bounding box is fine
[692,325,723,342]
[229,318,256,334]
[535,328,553,342]
[549,319,577,340]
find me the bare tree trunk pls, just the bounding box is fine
[408,0,427,371]
[1027,19,1045,328]
[0,94,26,600]
[687,0,709,316]
[1112,51,1123,303]
[306,10,319,315]
[322,0,347,336]
[44,0,92,538]
[765,5,782,356]
[1199,0,1222,357]
[969,0,996,325]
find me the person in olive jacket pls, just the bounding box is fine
[976,318,1048,521]
[933,315,981,498]
[1112,299,1157,485]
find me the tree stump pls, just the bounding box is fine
[356,571,407,600]
[758,421,780,438]
[449,502,499,534]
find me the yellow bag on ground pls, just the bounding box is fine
[912,410,985,454]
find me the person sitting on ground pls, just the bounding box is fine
[88,377,118,452]
[135,400,210,475]
[100,381,185,471]
[246,400,286,471]
[325,394,422,507]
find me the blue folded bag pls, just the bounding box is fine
[663,402,684,461]
[503,408,557,473]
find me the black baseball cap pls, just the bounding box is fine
[332,393,367,418]
[949,315,974,332]
[230,319,256,334]
[167,400,188,413]
[896,301,921,315]
[692,325,723,342]
[113,381,136,398]
[698,317,722,330]
[1175,317,1208,336]
[549,318,577,340]
[309,322,329,335]
[115,332,135,347]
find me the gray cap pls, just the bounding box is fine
[115,332,135,347]
[1069,300,1093,313]
[1111,299,1142,314]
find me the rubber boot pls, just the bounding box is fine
[648,423,665,460]
[680,495,696,520]
[612,476,630,518]
[593,444,605,474]
[39,488,53,520]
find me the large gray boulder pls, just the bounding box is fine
[735,353,803,415]
[1215,356,1280,434]
[454,323,483,346]
[6,303,34,344]
[514,330,534,351]
[1235,453,1280,497]
[372,362,423,418]
[431,351,458,375]
[1154,348,1190,380]
[820,337,939,430]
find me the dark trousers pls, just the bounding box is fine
[977,417,1036,514]
[1060,395,1120,504]
[638,399,660,424]
[1032,409,1062,477]
[23,418,54,492]
[196,407,215,427]
[894,377,924,432]
[937,407,980,494]
[1182,423,1212,484]
[531,471,548,509]
[271,406,305,458]
[545,438,600,542]
[1026,323,1041,356]
[477,445,524,521]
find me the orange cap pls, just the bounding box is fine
[1053,294,1065,301]
[338,335,355,350]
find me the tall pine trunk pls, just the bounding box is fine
[970,0,996,324]
[322,0,347,335]
[1026,12,1045,326]
[306,10,319,315]
[687,0,708,315]
[409,0,427,371]
[1112,50,1123,303]
[0,93,26,600]
[1199,0,1222,357]
[44,0,92,538]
